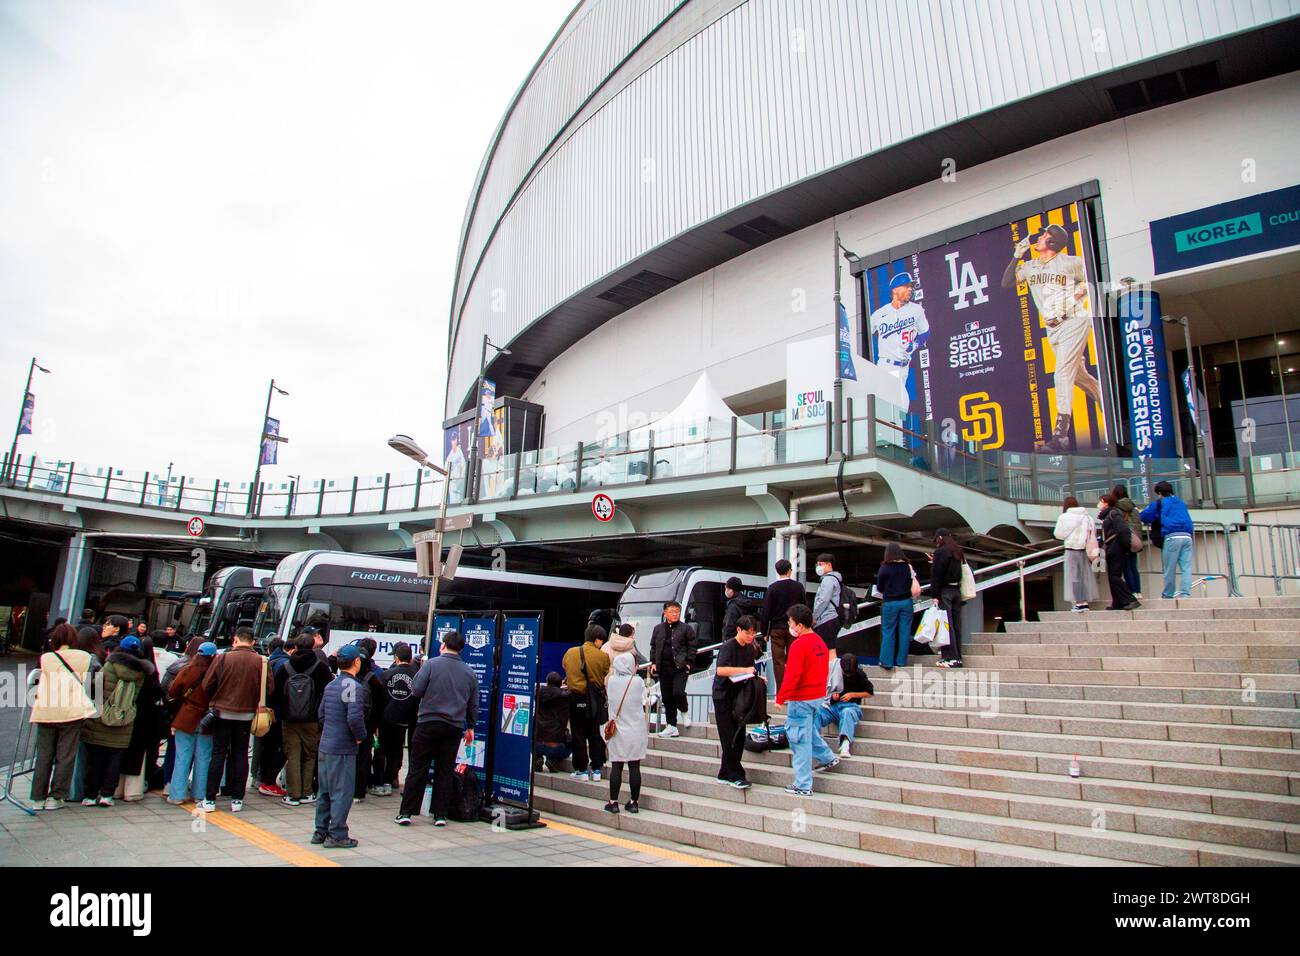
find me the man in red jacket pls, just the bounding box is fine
[776,604,838,795]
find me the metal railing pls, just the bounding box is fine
[5,393,1298,519]
[1226,523,1300,595]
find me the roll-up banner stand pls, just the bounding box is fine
[456,615,497,787]
[487,613,544,829]
[427,609,545,829]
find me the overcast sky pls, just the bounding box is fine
[0,0,574,487]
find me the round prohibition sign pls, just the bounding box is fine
[591,493,616,523]
[186,516,205,537]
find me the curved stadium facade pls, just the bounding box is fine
[448,0,1300,466]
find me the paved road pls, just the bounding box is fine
[0,787,745,867]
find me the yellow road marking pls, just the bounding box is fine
[182,804,340,868]
[541,817,733,866]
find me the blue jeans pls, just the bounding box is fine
[168,731,213,802]
[878,598,913,668]
[785,699,836,792]
[1161,535,1193,598]
[816,701,862,742]
[314,752,357,842]
[1124,553,1142,596]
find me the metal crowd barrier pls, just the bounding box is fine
[1226,523,1300,595]
[1,668,41,816]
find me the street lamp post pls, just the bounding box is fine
[466,334,511,504]
[249,378,288,516]
[7,357,50,484]
[388,434,450,657]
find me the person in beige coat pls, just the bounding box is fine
[29,623,98,810]
[601,622,637,665]
[602,654,647,815]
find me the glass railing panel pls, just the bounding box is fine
[735,429,778,470]
[478,453,514,501]
[1250,463,1300,505]
[514,450,540,498]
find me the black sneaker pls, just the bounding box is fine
[624,801,639,813]
[310,832,326,845]
[323,836,358,849]
[603,801,619,814]
[432,817,447,827]
[394,814,411,826]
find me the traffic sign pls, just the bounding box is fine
[186,516,205,537]
[592,493,615,522]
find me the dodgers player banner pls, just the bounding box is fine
[864,201,1111,456]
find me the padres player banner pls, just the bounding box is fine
[863,201,1110,455]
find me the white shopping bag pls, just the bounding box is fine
[916,605,951,650]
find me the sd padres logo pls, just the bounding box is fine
[959,392,1004,449]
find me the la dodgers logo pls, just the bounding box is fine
[945,251,989,310]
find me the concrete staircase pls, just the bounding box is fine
[534,596,1300,866]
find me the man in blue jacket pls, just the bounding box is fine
[313,643,368,848]
[1140,481,1195,599]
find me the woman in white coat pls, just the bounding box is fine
[602,653,647,815]
[1054,495,1099,613]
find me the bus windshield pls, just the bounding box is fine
[190,591,217,639]
[253,583,291,643]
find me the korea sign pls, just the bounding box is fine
[591,493,615,522]
[186,516,205,538]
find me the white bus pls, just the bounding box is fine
[616,566,819,695]
[252,550,623,672]
[190,566,275,647]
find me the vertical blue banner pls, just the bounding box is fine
[491,615,542,808]
[836,301,857,380]
[431,612,461,658]
[457,614,497,787]
[1118,290,1178,459]
[18,392,34,436]
[261,416,280,465]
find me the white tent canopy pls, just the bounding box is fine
[630,371,760,446]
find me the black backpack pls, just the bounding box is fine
[282,658,320,723]
[1149,498,1165,549]
[830,572,859,629]
[450,765,483,822]
[732,673,769,724]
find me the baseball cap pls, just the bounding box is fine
[119,636,141,653]
[300,626,320,636]
[198,642,218,657]
[336,644,362,665]
[888,271,915,290]
[1038,224,1068,250]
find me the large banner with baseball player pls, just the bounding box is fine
[863,201,1110,455]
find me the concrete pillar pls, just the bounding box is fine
[49,534,92,624]
[766,535,782,579]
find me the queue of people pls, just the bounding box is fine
[31,534,993,831]
[1054,480,1196,611]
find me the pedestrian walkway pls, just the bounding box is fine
[0,787,746,867]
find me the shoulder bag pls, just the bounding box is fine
[603,675,634,741]
[251,655,275,738]
[577,644,608,724]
